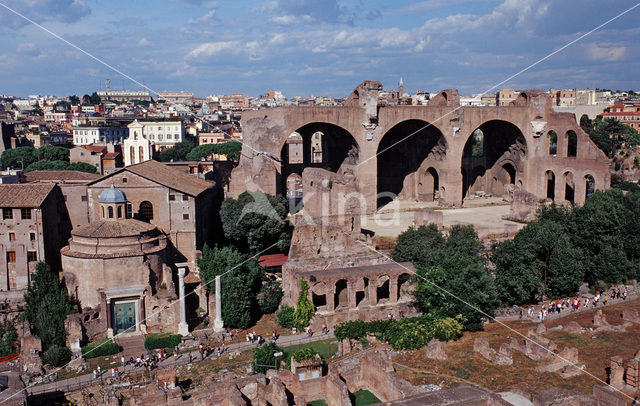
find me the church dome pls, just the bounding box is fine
[99,186,127,203]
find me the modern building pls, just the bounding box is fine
[72,125,129,145]
[157,91,194,103]
[598,103,640,130]
[0,184,70,290]
[496,89,518,106]
[96,90,152,102]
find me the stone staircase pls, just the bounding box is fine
[115,335,147,359]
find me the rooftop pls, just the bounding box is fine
[23,170,101,183]
[92,159,214,197]
[71,219,157,238]
[0,183,56,208]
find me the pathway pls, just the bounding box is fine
[26,330,335,396]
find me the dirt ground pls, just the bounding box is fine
[392,297,640,398]
[362,197,525,239]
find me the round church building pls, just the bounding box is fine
[62,186,172,337]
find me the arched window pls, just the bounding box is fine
[129,146,135,164]
[134,131,138,141]
[139,146,144,163]
[139,201,153,221]
[567,131,577,157]
[548,131,557,155]
[102,206,105,218]
[311,131,323,163]
[117,205,122,218]
[107,206,114,219]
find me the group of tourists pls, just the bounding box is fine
[246,331,267,346]
[520,286,629,321]
[198,343,225,360]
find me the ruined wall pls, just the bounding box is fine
[230,81,610,211]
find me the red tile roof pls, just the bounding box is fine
[103,152,120,159]
[258,253,288,268]
[0,184,56,208]
[79,145,107,153]
[23,170,101,183]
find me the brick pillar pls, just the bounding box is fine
[369,281,377,306]
[348,281,356,309]
[625,358,640,389]
[574,176,586,206]
[390,278,399,303]
[106,298,113,338]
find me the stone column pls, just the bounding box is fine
[177,266,189,336]
[106,298,113,338]
[138,297,147,334]
[213,275,224,332]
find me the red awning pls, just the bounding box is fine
[258,253,288,268]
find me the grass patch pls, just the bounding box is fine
[283,338,337,360]
[352,389,380,406]
[307,401,328,406]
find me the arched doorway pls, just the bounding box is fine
[545,170,555,200]
[376,119,446,208]
[334,279,348,309]
[461,120,526,200]
[279,123,359,198]
[564,172,575,203]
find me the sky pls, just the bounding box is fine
[0,0,639,98]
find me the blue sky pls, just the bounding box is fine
[0,0,639,98]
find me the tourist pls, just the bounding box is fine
[111,368,116,378]
[585,297,589,307]
[199,346,204,360]
[92,369,97,379]
[121,355,125,368]
[623,287,628,300]
[603,294,608,306]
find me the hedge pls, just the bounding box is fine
[144,334,182,350]
[276,305,295,329]
[81,339,121,358]
[334,316,464,350]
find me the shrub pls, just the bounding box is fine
[252,342,284,374]
[334,316,463,350]
[257,282,283,314]
[291,347,316,362]
[81,339,120,358]
[293,278,315,329]
[43,345,72,367]
[144,334,182,350]
[276,306,295,329]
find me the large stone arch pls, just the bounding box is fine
[376,119,447,208]
[461,120,527,199]
[279,122,359,198]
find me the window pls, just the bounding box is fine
[169,194,176,201]
[20,208,31,219]
[123,177,128,183]
[126,203,132,218]
[182,195,188,201]
[117,206,122,218]
[108,206,114,218]
[2,208,12,220]
[81,195,87,202]
[6,251,15,263]
[27,251,37,262]
[167,134,172,140]
[29,232,35,241]
[139,201,153,221]
[183,213,189,220]
[8,232,15,241]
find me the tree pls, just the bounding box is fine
[1,146,38,170]
[81,94,92,105]
[252,342,284,373]
[24,160,97,174]
[219,191,290,253]
[90,92,101,105]
[293,278,315,329]
[197,245,263,329]
[36,145,69,162]
[0,324,16,356]
[492,219,584,304]
[584,118,640,157]
[22,262,74,353]
[393,224,498,331]
[69,95,80,106]
[257,281,283,314]
[185,141,242,161]
[158,141,193,162]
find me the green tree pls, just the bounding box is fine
[22,262,74,353]
[257,281,283,314]
[393,224,497,331]
[90,92,101,105]
[185,141,242,161]
[252,342,284,373]
[158,141,193,162]
[69,95,80,106]
[68,162,98,173]
[36,145,69,162]
[219,191,290,253]
[0,324,16,356]
[293,277,315,329]
[197,245,263,329]
[585,118,640,157]
[1,146,38,170]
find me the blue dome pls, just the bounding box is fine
[99,186,127,203]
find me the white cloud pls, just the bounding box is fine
[138,38,150,46]
[585,43,627,62]
[187,41,237,59]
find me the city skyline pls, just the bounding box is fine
[0,0,639,97]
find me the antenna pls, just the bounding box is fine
[106,79,111,92]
